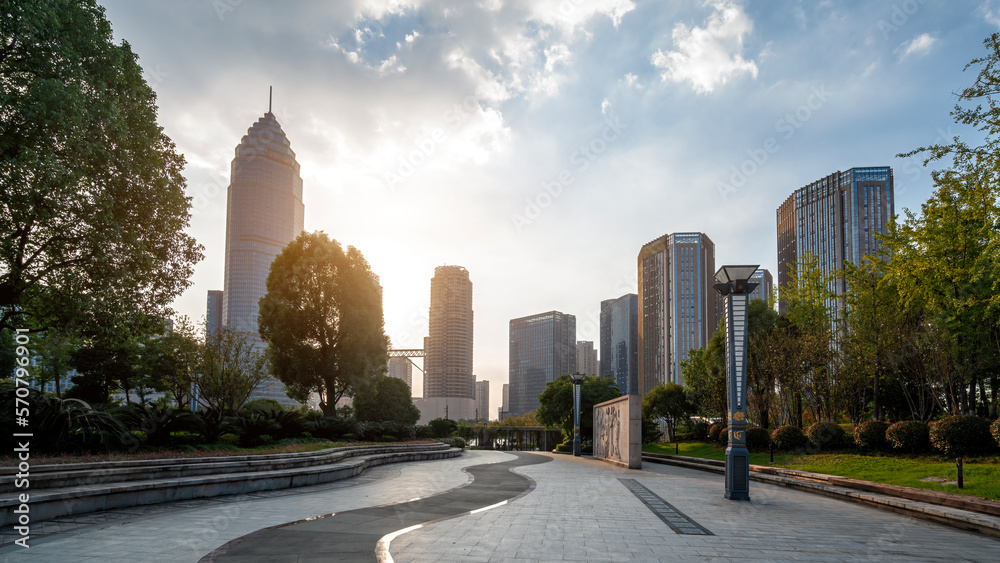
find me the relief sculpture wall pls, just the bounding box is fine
[593,394,641,469]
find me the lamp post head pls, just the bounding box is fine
[714,265,760,295]
[569,372,585,385]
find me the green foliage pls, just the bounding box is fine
[681,330,727,420]
[115,403,201,447]
[886,421,931,453]
[258,232,388,416]
[353,376,420,425]
[707,423,726,442]
[641,417,662,444]
[853,421,890,451]
[0,0,203,335]
[806,422,847,450]
[745,427,771,452]
[535,374,621,442]
[415,424,435,439]
[688,420,710,441]
[0,386,127,453]
[381,435,398,442]
[437,437,467,449]
[428,418,458,438]
[771,425,808,451]
[642,382,692,441]
[929,415,994,457]
[992,418,1000,446]
[196,327,270,417]
[269,410,308,440]
[241,398,284,415]
[218,433,240,446]
[717,428,728,445]
[230,413,280,447]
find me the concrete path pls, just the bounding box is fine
[2,450,998,562]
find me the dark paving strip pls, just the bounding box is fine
[619,478,714,536]
[202,453,551,563]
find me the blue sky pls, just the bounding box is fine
[101,0,998,416]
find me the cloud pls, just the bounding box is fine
[650,0,758,94]
[621,72,641,88]
[895,33,938,61]
[980,0,1000,28]
[529,0,636,34]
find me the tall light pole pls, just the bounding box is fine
[570,372,585,457]
[713,265,759,501]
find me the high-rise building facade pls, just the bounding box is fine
[600,293,638,395]
[500,383,510,419]
[475,380,489,421]
[777,167,894,313]
[637,233,717,397]
[217,101,304,407]
[415,265,475,422]
[387,357,413,390]
[576,341,598,376]
[508,311,576,416]
[206,290,224,337]
[748,269,773,304]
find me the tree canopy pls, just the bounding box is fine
[0,0,203,336]
[258,232,388,416]
[353,375,420,425]
[536,374,621,442]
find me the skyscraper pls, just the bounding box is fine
[475,380,489,421]
[576,341,598,376]
[206,290,223,337]
[387,357,413,390]
[220,95,304,406]
[508,311,576,416]
[776,167,894,313]
[600,293,638,395]
[418,265,475,421]
[748,269,774,304]
[637,233,717,397]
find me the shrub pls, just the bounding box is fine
[218,433,240,446]
[992,418,1000,447]
[929,415,994,457]
[771,425,807,451]
[853,421,890,450]
[381,435,399,442]
[717,429,729,445]
[415,425,435,439]
[308,417,358,440]
[268,410,307,440]
[168,431,201,446]
[115,404,202,446]
[437,437,466,449]
[689,420,710,440]
[341,433,357,441]
[554,442,572,452]
[745,427,771,452]
[429,418,458,438]
[708,423,727,442]
[240,398,284,415]
[807,422,847,450]
[230,413,280,447]
[886,421,930,453]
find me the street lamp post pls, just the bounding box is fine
[713,265,759,501]
[570,372,585,457]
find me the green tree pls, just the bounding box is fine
[0,0,203,335]
[28,328,80,397]
[69,339,139,405]
[0,329,16,378]
[745,298,780,429]
[196,327,270,417]
[353,375,420,424]
[681,325,726,421]
[642,382,692,441]
[258,232,388,416]
[536,374,620,443]
[149,316,201,408]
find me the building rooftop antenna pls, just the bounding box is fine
[268,86,272,114]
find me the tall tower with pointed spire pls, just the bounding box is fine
[220,92,304,405]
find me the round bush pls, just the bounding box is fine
[745,427,771,452]
[929,415,993,457]
[689,421,710,441]
[771,425,807,451]
[708,423,727,442]
[992,418,1000,447]
[807,422,847,450]
[853,421,890,450]
[886,421,930,453]
[718,429,729,445]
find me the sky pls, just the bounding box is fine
[100,0,998,418]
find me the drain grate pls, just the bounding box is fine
[618,479,713,536]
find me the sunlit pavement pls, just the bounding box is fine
[2,450,998,562]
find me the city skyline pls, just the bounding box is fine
[96,0,999,417]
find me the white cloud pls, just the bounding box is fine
[981,1,1000,28]
[529,0,636,34]
[601,98,611,114]
[895,33,938,61]
[621,72,641,88]
[650,0,758,94]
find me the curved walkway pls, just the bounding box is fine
[203,453,551,562]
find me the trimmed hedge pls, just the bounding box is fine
[853,421,889,450]
[771,425,807,451]
[929,415,993,457]
[437,437,467,449]
[745,427,771,452]
[807,422,846,450]
[708,423,727,442]
[886,421,930,453]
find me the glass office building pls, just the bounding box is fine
[600,293,638,395]
[508,311,576,416]
[424,265,474,400]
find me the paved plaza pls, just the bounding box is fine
[1,450,997,562]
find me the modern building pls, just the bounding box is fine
[600,293,639,395]
[748,269,774,304]
[499,383,510,420]
[420,265,475,421]
[508,311,576,416]
[776,167,894,314]
[206,290,224,337]
[475,380,490,421]
[576,341,598,376]
[387,356,413,390]
[637,232,717,397]
[215,95,305,407]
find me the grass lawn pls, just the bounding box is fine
[0,439,436,467]
[643,441,1000,501]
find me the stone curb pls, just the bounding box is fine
[0,444,462,527]
[642,453,1000,537]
